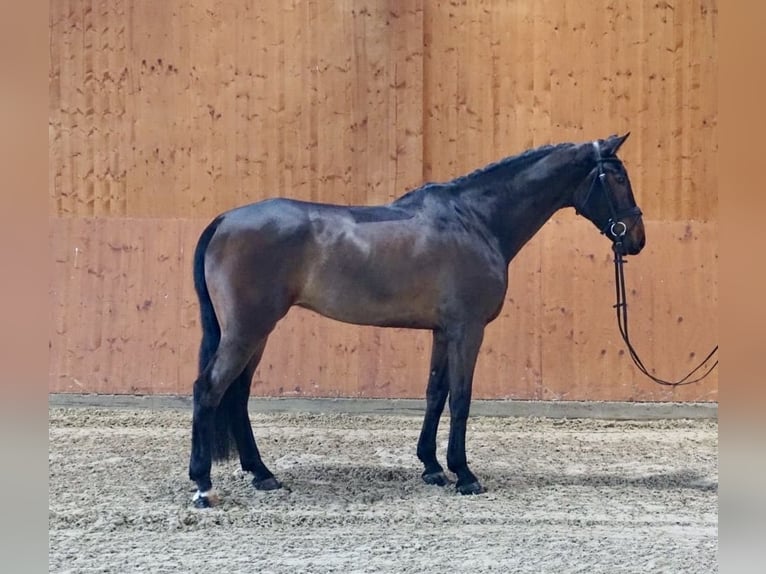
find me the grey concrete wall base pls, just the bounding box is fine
[49,393,717,420]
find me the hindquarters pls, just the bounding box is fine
[192,201,312,461]
[203,200,314,340]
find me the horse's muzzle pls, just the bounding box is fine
[614,220,645,255]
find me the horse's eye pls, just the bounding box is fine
[615,175,626,184]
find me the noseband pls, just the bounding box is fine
[576,141,642,239]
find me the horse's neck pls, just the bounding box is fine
[463,160,581,263]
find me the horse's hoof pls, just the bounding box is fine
[252,476,282,491]
[422,471,450,487]
[456,481,486,495]
[192,491,219,508]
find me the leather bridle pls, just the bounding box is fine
[576,141,643,242]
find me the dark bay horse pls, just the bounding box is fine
[188,133,645,507]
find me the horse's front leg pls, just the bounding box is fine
[445,323,486,495]
[416,330,450,486]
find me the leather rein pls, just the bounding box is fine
[582,141,719,387]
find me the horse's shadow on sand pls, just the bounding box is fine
[497,468,718,492]
[271,464,717,496]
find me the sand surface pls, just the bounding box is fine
[49,408,717,573]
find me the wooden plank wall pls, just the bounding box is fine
[49,0,718,402]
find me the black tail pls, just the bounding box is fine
[192,216,236,461]
[193,216,223,376]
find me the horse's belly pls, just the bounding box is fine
[296,269,441,329]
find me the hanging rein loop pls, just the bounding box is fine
[584,140,718,386]
[611,230,719,387]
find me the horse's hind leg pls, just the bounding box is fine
[228,341,282,491]
[189,336,256,507]
[417,330,451,486]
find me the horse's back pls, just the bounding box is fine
[204,196,423,291]
[217,198,414,233]
[219,197,312,233]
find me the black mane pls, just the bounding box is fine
[394,142,574,205]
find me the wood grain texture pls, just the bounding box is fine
[50,1,716,221]
[49,0,424,218]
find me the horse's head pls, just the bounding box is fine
[573,133,645,255]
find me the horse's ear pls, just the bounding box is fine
[602,132,630,156]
